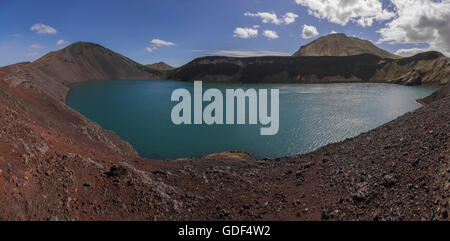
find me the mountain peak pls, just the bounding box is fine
[28,41,162,97]
[293,34,401,59]
[33,42,110,64]
[146,62,174,71]
[68,41,101,47]
[329,33,347,36]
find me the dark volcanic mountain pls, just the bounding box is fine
[146,62,174,71]
[34,42,162,82]
[293,33,401,59]
[169,51,449,86]
[0,42,162,101]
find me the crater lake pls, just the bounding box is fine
[67,80,437,159]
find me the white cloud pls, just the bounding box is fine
[245,12,283,25]
[26,52,39,57]
[30,44,45,49]
[394,47,432,57]
[146,47,158,52]
[208,50,291,57]
[295,0,395,27]
[244,11,299,25]
[253,25,260,29]
[302,24,319,39]
[294,0,449,55]
[330,30,337,34]
[146,39,176,52]
[377,0,450,56]
[263,30,279,39]
[56,39,69,46]
[151,39,176,47]
[233,27,258,39]
[283,12,299,25]
[30,23,58,35]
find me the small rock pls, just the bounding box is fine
[283,170,292,177]
[352,182,371,202]
[106,165,127,177]
[442,208,448,219]
[382,174,397,188]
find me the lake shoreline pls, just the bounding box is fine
[66,80,437,160]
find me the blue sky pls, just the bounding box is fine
[1,0,447,67]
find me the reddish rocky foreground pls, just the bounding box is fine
[0,42,448,221]
[0,77,448,221]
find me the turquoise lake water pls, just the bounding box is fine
[67,80,437,159]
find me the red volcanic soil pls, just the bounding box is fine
[0,42,448,221]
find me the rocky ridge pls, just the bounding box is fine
[169,51,449,86]
[146,62,174,71]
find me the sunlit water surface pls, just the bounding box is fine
[67,80,436,159]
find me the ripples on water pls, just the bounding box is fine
[67,80,437,159]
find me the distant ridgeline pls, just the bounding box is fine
[146,62,174,71]
[1,34,448,105]
[168,34,449,86]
